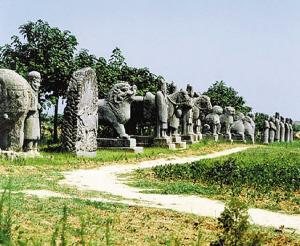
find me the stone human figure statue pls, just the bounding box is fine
[182,84,195,136]
[285,118,290,142]
[23,71,41,152]
[269,116,276,143]
[274,112,281,142]
[156,80,169,138]
[280,117,285,142]
[263,116,270,144]
[168,84,181,136]
[290,119,294,142]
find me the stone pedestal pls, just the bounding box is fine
[131,135,154,147]
[182,134,198,144]
[97,138,144,153]
[153,137,171,146]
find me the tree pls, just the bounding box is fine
[203,81,252,114]
[0,20,78,142]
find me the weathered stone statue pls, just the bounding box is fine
[244,112,255,144]
[230,112,246,142]
[182,84,196,140]
[155,80,169,139]
[192,95,212,140]
[269,116,276,143]
[290,119,294,142]
[23,71,41,152]
[98,82,137,139]
[0,69,39,152]
[285,118,290,142]
[280,116,286,142]
[263,116,270,144]
[220,106,235,141]
[205,105,223,141]
[274,112,281,142]
[62,67,98,157]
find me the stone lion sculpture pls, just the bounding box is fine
[220,106,236,141]
[98,82,137,139]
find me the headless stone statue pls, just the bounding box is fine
[263,116,270,144]
[274,112,281,142]
[280,117,285,142]
[269,116,276,143]
[23,71,41,152]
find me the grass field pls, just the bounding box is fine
[129,141,300,214]
[0,140,300,244]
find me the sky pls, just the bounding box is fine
[0,0,299,119]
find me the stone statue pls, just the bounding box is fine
[23,71,41,152]
[182,84,196,137]
[230,112,246,142]
[192,95,213,140]
[0,69,39,152]
[62,67,98,157]
[263,116,270,144]
[269,116,276,143]
[274,112,281,142]
[244,112,255,144]
[205,105,223,141]
[290,119,294,142]
[98,82,137,139]
[155,80,169,138]
[280,116,286,142]
[284,118,290,142]
[220,106,236,141]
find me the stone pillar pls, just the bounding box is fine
[62,67,98,157]
[269,117,276,143]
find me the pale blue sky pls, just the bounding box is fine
[1,0,299,119]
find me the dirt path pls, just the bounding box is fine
[59,146,300,233]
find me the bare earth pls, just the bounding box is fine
[56,146,300,233]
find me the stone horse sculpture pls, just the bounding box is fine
[192,95,213,139]
[0,69,37,151]
[98,82,137,139]
[230,112,255,144]
[220,106,236,141]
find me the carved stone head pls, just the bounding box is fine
[28,71,41,92]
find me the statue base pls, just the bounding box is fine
[181,134,198,144]
[97,138,144,153]
[171,135,187,149]
[76,151,97,157]
[0,149,41,159]
[153,137,171,147]
[131,135,154,147]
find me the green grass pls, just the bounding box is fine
[0,141,300,244]
[129,141,300,214]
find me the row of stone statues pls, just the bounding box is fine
[0,67,296,156]
[263,113,294,144]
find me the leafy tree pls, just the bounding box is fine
[74,49,97,69]
[255,112,269,137]
[0,19,78,142]
[203,81,252,114]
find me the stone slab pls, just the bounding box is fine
[153,137,171,147]
[98,147,144,154]
[181,134,198,144]
[97,138,137,148]
[131,135,154,147]
[76,151,97,158]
